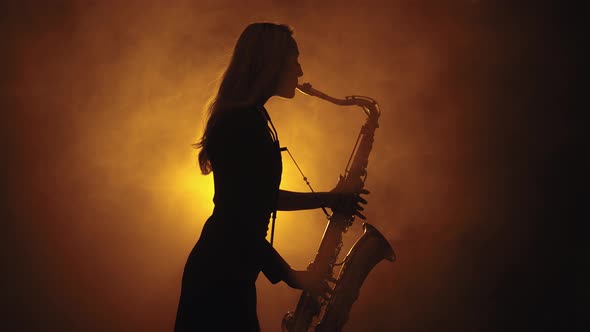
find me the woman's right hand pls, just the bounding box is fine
[285,269,334,300]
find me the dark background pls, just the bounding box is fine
[2,1,580,331]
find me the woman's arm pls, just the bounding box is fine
[277,189,369,220]
[276,190,334,211]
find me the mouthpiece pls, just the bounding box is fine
[296,83,315,96]
[296,82,337,101]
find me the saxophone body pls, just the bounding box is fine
[282,83,396,332]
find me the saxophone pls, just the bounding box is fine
[282,83,396,332]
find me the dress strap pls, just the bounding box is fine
[258,106,279,143]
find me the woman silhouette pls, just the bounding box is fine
[174,22,368,331]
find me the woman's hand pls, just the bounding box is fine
[285,269,334,300]
[328,184,370,220]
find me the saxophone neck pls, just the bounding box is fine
[296,83,380,120]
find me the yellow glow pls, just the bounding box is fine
[164,162,215,228]
[9,2,512,331]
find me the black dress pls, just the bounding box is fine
[174,106,290,332]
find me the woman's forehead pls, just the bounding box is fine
[289,38,299,56]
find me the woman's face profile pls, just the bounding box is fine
[275,52,303,99]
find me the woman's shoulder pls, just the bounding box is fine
[208,106,264,143]
[218,105,258,122]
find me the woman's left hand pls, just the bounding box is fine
[328,187,370,220]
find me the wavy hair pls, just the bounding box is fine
[194,22,298,174]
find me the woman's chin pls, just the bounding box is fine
[276,90,296,99]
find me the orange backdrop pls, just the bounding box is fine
[2,1,575,331]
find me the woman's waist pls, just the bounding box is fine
[211,205,273,220]
[206,207,273,238]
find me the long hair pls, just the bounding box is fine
[194,22,298,174]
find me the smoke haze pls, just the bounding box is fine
[2,1,577,331]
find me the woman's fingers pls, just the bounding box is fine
[319,285,331,301]
[304,276,332,301]
[316,280,333,301]
[330,189,370,220]
[323,284,333,300]
[355,211,367,220]
[356,195,368,205]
